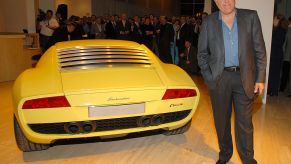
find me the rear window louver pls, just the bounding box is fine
[57,46,151,71]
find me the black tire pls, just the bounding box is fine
[163,119,192,136]
[14,116,50,152]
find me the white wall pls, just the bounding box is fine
[26,0,36,33]
[0,4,5,31]
[1,0,28,32]
[236,0,275,104]
[204,0,212,14]
[39,0,55,14]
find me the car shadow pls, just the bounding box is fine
[22,125,217,163]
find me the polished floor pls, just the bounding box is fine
[0,76,291,164]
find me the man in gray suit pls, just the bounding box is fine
[197,0,267,164]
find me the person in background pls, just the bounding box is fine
[283,17,291,97]
[55,12,65,27]
[105,15,117,39]
[280,17,291,93]
[82,16,90,39]
[177,16,194,54]
[171,18,180,64]
[38,10,59,53]
[89,15,97,39]
[268,14,288,96]
[157,16,174,63]
[47,19,83,49]
[141,17,155,50]
[197,0,267,163]
[95,17,106,39]
[116,13,131,40]
[180,40,197,74]
[152,16,160,56]
[131,16,143,43]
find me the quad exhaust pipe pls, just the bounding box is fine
[137,114,165,127]
[64,114,165,134]
[64,121,96,134]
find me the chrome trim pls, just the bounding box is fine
[61,59,151,67]
[59,55,149,63]
[57,46,151,71]
[58,52,147,58]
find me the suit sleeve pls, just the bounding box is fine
[197,17,212,81]
[252,11,267,83]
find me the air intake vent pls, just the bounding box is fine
[57,46,151,71]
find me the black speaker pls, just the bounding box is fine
[56,4,68,20]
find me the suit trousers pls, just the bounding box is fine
[209,70,257,164]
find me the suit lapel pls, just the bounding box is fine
[214,12,225,62]
[237,9,245,59]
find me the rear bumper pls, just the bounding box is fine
[15,109,195,144]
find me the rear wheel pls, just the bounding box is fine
[163,119,192,136]
[14,116,50,152]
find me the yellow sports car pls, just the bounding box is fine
[12,40,200,152]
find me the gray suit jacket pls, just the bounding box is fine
[197,9,267,98]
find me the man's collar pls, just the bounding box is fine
[218,9,237,20]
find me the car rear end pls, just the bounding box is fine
[13,40,200,146]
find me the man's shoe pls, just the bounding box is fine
[216,159,227,164]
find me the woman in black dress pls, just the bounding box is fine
[268,14,288,96]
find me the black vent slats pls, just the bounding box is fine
[57,46,151,71]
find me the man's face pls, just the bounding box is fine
[46,12,52,19]
[67,24,75,33]
[185,41,191,48]
[159,16,166,24]
[181,17,186,24]
[121,14,127,21]
[110,16,115,21]
[134,16,139,22]
[215,0,236,16]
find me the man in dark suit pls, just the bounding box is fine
[157,16,175,64]
[180,40,198,74]
[105,15,117,39]
[197,0,267,164]
[116,13,131,40]
[131,16,143,43]
[177,16,194,53]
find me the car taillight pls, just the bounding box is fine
[22,96,71,109]
[162,89,197,100]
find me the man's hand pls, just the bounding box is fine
[254,83,265,95]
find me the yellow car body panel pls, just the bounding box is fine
[13,40,200,144]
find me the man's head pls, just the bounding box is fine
[159,16,167,24]
[214,0,236,16]
[121,13,127,21]
[133,16,139,22]
[110,15,115,22]
[66,20,77,33]
[180,16,186,24]
[144,17,150,25]
[185,40,192,48]
[46,10,53,19]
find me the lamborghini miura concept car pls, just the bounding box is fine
[12,40,200,151]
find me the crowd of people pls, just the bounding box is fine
[37,10,208,75]
[36,9,291,97]
[268,15,291,97]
